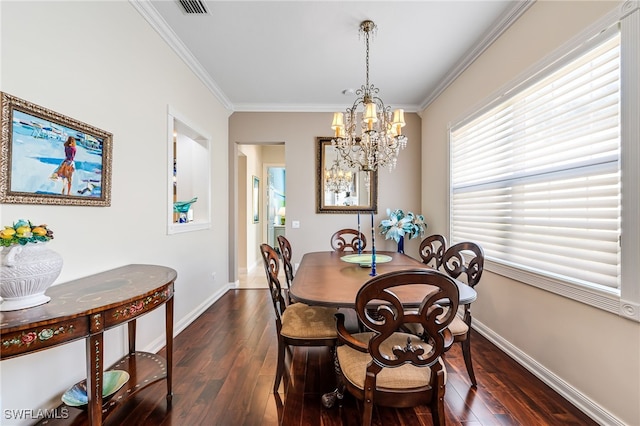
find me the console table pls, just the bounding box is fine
[0,264,177,425]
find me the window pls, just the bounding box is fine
[449,5,640,320]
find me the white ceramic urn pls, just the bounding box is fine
[0,243,63,311]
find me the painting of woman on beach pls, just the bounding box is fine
[0,92,112,206]
[50,136,77,195]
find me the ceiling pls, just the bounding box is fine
[134,1,533,113]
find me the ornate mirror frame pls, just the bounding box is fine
[316,137,378,214]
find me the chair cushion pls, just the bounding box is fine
[336,332,445,390]
[403,312,469,337]
[448,315,469,336]
[281,303,337,339]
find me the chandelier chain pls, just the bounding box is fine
[364,24,370,91]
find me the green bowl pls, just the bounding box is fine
[61,370,129,408]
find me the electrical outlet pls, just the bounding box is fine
[211,272,216,282]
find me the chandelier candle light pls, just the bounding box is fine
[331,20,408,172]
[357,210,361,255]
[370,211,376,276]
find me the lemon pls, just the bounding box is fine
[0,228,15,239]
[15,226,31,236]
[32,227,47,236]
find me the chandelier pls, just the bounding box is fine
[325,158,353,193]
[331,20,407,172]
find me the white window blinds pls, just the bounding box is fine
[450,31,621,290]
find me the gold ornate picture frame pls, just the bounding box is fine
[0,92,112,206]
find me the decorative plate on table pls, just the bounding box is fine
[340,254,393,267]
[61,370,130,409]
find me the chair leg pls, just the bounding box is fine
[461,313,477,387]
[362,396,374,426]
[274,338,286,393]
[431,368,446,426]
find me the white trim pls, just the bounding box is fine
[144,282,233,353]
[129,0,232,110]
[473,320,627,426]
[620,1,640,309]
[487,260,621,314]
[419,0,535,110]
[131,0,532,113]
[166,105,212,235]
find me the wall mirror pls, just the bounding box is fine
[316,137,377,213]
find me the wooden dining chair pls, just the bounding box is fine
[333,269,459,426]
[441,241,484,387]
[259,244,338,393]
[277,235,294,304]
[330,228,367,252]
[419,234,447,269]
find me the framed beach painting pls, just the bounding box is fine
[0,92,112,206]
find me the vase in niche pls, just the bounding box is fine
[0,243,63,311]
[397,236,405,254]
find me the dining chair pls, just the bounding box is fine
[330,228,367,252]
[333,269,459,426]
[441,241,484,387]
[259,244,338,393]
[277,235,294,304]
[419,234,447,269]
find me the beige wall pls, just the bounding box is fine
[0,2,231,423]
[422,1,639,425]
[229,111,422,275]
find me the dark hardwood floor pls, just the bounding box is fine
[105,289,596,426]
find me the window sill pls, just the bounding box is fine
[168,221,211,235]
[486,259,639,322]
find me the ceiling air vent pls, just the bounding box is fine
[178,0,209,15]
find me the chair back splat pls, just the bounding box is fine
[277,235,295,304]
[260,243,287,324]
[442,242,484,288]
[333,269,459,426]
[330,229,367,252]
[419,234,447,269]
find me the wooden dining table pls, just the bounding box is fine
[290,251,477,308]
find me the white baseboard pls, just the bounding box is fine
[144,282,233,353]
[473,320,625,426]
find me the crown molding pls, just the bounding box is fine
[132,0,534,114]
[231,103,421,114]
[418,0,536,111]
[129,0,233,111]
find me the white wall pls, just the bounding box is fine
[0,2,231,424]
[237,144,264,272]
[421,1,640,425]
[229,111,423,275]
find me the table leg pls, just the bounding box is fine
[128,320,136,354]
[165,295,174,404]
[86,332,104,425]
[321,347,344,408]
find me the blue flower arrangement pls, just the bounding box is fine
[379,209,426,243]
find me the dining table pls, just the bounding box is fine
[289,250,477,308]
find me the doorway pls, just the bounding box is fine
[234,143,285,289]
[266,166,286,254]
